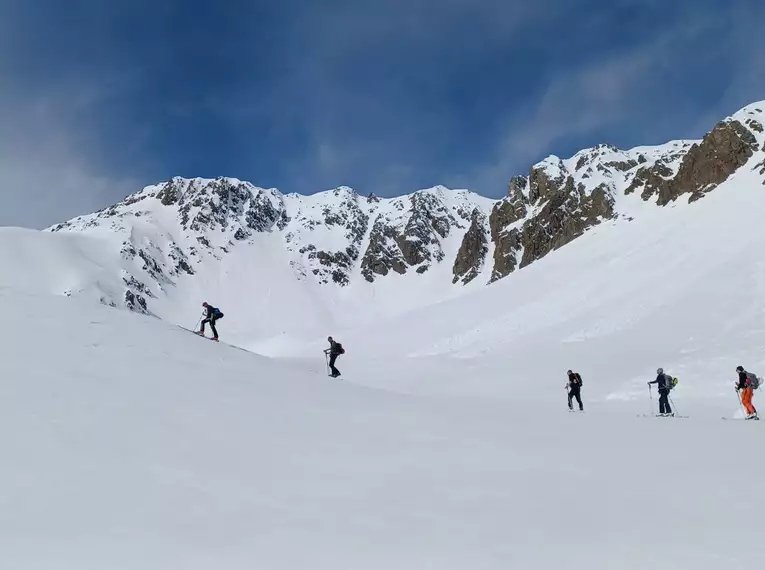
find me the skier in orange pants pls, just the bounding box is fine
[736,365,759,420]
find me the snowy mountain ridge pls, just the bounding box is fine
[22,99,765,344]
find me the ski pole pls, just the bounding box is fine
[648,384,653,416]
[737,389,745,415]
[325,352,330,376]
[669,395,678,417]
[193,315,202,332]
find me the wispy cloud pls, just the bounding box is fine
[0,5,140,229]
[467,13,715,192]
[1,0,764,227]
[0,84,138,229]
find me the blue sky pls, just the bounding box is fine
[1,0,763,227]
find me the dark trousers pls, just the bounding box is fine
[201,317,218,339]
[568,387,583,410]
[658,389,672,414]
[329,353,340,377]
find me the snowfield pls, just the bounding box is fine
[2,101,765,568]
[1,289,764,569]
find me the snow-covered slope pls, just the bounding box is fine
[0,99,759,350]
[44,182,497,345]
[3,102,765,569]
[2,288,764,569]
[289,104,765,406]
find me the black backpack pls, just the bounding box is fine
[336,342,345,354]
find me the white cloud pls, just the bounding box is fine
[0,69,138,228]
[467,7,763,196]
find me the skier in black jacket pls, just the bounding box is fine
[735,365,759,419]
[648,367,673,416]
[324,336,343,377]
[566,370,584,411]
[198,302,223,341]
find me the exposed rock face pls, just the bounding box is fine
[668,120,759,204]
[489,154,618,281]
[156,178,182,206]
[453,209,489,285]
[488,180,529,282]
[46,100,765,315]
[288,189,371,285]
[529,160,567,203]
[360,218,407,281]
[489,224,522,284]
[517,180,615,269]
[757,158,765,181]
[625,161,674,200]
[746,119,763,133]
[359,189,469,282]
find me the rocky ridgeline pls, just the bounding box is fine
[49,103,765,314]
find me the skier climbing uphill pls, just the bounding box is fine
[324,336,344,377]
[198,302,224,342]
[566,370,583,411]
[648,368,674,417]
[735,365,759,420]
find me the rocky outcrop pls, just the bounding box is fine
[668,120,758,204]
[489,160,617,280]
[488,178,529,282]
[290,190,370,286]
[625,160,674,201]
[360,217,407,281]
[746,119,763,133]
[124,290,148,314]
[453,209,488,285]
[489,227,522,283]
[360,190,463,282]
[529,161,567,203]
[518,182,615,268]
[626,121,759,205]
[44,100,765,316]
[156,178,182,206]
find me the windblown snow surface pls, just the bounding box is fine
[3,112,765,567]
[3,288,763,570]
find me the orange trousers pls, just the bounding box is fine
[742,387,756,415]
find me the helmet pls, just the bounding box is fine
[202,302,208,307]
[567,370,573,375]
[657,368,664,375]
[736,366,744,372]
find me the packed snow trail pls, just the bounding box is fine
[1,290,764,569]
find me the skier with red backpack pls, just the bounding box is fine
[566,370,584,411]
[324,336,345,377]
[735,365,760,420]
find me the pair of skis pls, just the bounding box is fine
[638,414,761,421]
[636,414,689,419]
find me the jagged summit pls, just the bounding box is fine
[44,100,765,324]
